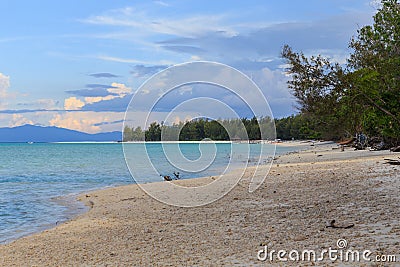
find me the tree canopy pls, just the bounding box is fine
[282,0,400,145]
[123,117,275,142]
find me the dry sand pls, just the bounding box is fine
[1,143,399,266]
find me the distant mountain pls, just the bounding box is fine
[0,125,122,143]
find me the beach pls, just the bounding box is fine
[1,143,399,266]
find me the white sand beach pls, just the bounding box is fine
[1,144,399,266]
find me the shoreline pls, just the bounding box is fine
[1,144,399,265]
[0,141,309,245]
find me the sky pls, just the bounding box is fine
[0,0,379,133]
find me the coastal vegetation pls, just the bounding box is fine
[123,117,274,141]
[123,115,323,142]
[281,0,400,146]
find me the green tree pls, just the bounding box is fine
[123,126,133,142]
[145,122,161,141]
[132,126,144,141]
[348,0,400,144]
[281,0,400,145]
[281,45,347,139]
[123,126,144,141]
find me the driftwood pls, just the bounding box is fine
[390,146,400,152]
[384,158,400,165]
[338,138,355,145]
[160,172,181,181]
[326,220,355,229]
[369,136,385,150]
[161,175,172,181]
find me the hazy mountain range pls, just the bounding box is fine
[0,125,122,143]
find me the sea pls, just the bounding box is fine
[0,142,300,243]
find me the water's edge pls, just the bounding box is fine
[0,142,311,245]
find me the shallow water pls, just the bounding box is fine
[0,142,299,243]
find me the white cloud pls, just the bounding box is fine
[80,5,373,67]
[17,98,59,109]
[47,111,132,133]
[0,73,10,98]
[84,95,116,105]
[369,0,382,9]
[178,85,192,95]
[0,112,54,128]
[190,55,202,61]
[154,1,169,7]
[95,55,146,64]
[83,82,132,104]
[61,82,133,114]
[49,112,103,133]
[81,8,236,38]
[35,99,58,109]
[251,67,296,117]
[64,97,85,110]
[0,73,11,109]
[0,73,57,112]
[108,82,132,95]
[0,110,126,133]
[9,114,33,127]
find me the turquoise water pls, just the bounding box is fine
[0,142,298,243]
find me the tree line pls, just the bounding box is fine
[123,115,325,142]
[123,117,277,141]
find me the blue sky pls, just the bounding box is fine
[0,0,378,133]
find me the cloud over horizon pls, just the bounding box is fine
[0,0,379,132]
[64,82,132,112]
[0,73,11,109]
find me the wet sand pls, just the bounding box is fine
[0,143,399,266]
